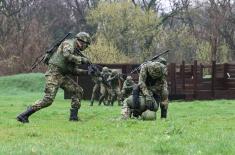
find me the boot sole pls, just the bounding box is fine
[16,116,29,123]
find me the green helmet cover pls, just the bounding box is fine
[75,32,91,44]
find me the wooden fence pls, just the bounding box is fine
[168,61,235,100]
[65,61,235,100]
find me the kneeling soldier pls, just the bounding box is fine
[121,90,159,120]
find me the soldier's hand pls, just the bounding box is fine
[145,95,157,111]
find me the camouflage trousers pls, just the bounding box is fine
[91,83,100,102]
[148,80,169,110]
[110,87,122,106]
[98,84,110,105]
[31,66,83,111]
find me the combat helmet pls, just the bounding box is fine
[158,57,167,65]
[126,76,132,81]
[75,32,91,45]
[111,70,118,75]
[141,110,156,120]
[147,62,163,79]
[102,66,109,72]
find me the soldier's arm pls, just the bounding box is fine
[73,68,88,75]
[62,42,86,64]
[122,81,133,89]
[119,74,124,81]
[107,74,118,82]
[122,81,127,90]
[138,65,151,96]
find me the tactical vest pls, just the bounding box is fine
[48,39,76,74]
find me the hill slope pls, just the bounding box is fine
[0,73,45,95]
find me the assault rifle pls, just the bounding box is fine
[75,49,113,87]
[74,49,103,76]
[130,50,169,74]
[30,32,72,71]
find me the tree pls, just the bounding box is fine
[87,1,162,62]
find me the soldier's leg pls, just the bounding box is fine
[98,84,106,105]
[61,76,83,121]
[105,88,112,106]
[160,82,169,118]
[17,74,61,123]
[117,88,123,106]
[90,84,99,106]
[110,89,116,106]
[121,97,131,119]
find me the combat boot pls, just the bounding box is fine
[90,100,94,106]
[118,101,122,106]
[69,108,79,121]
[98,96,104,106]
[16,106,36,123]
[161,108,167,118]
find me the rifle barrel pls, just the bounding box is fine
[130,50,170,74]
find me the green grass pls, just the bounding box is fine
[0,73,45,95]
[0,74,235,155]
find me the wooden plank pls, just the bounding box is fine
[211,61,216,98]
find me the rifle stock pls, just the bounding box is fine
[30,32,72,71]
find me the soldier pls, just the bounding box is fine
[90,75,102,106]
[121,94,159,120]
[98,66,111,106]
[17,32,91,123]
[121,75,135,99]
[138,57,169,118]
[107,70,124,106]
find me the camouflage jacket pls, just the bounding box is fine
[107,72,124,89]
[138,61,167,96]
[122,79,135,91]
[48,39,85,74]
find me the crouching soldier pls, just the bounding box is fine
[121,76,135,100]
[121,89,159,120]
[138,57,169,118]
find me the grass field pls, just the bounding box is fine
[0,74,235,155]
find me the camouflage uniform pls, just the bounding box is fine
[121,76,135,99]
[17,32,91,123]
[98,67,112,105]
[90,75,102,106]
[32,39,86,111]
[138,61,169,118]
[107,70,124,106]
[121,95,158,120]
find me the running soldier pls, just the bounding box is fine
[17,32,91,123]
